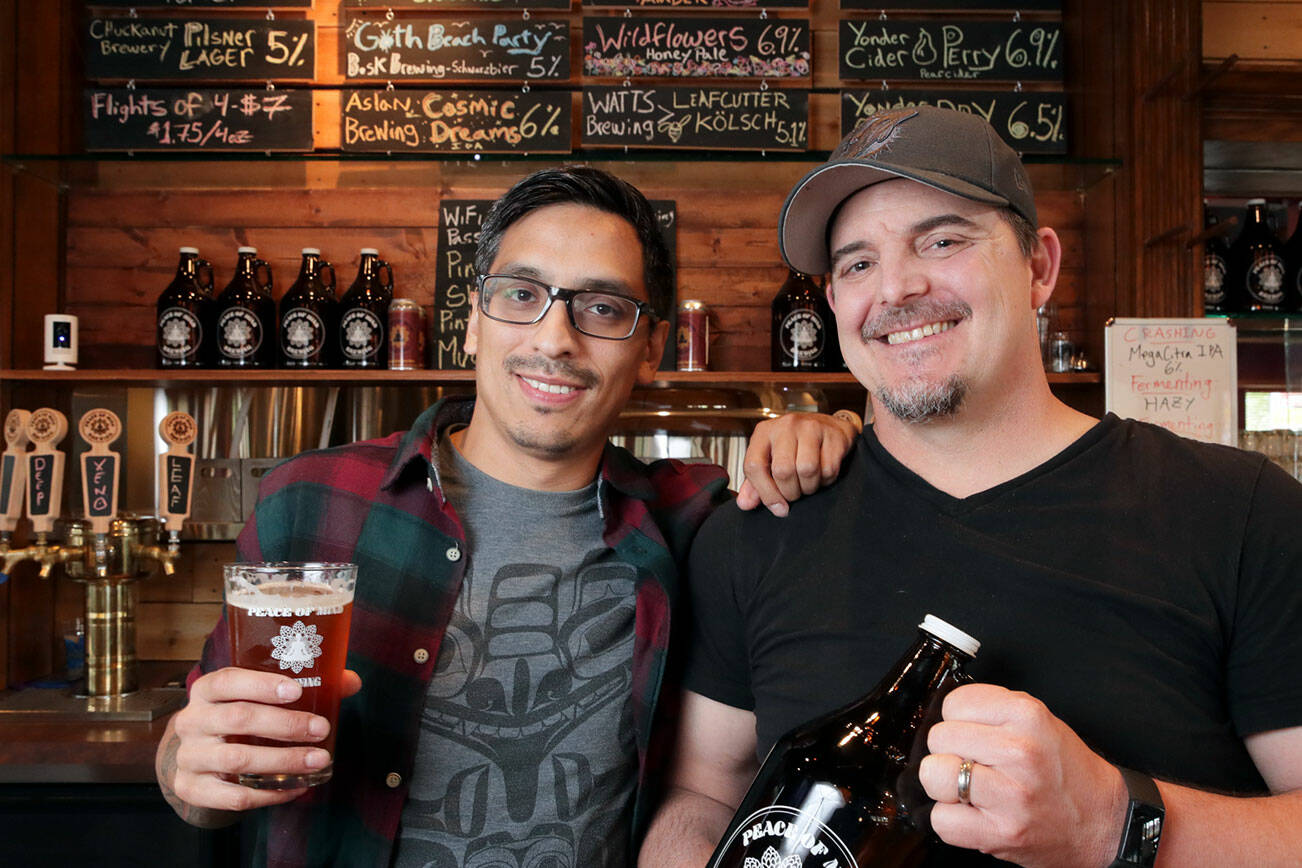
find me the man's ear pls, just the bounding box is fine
[826,281,838,313]
[636,318,672,385]
[1030,228,1063,310]
[464,290,479,356]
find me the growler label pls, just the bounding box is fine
[218,306,264,359]
[281,307,325,360]
[1247,254,1286,306]
[778,308,825,362]
[1202,253,1227,307]
[713,805,857,868]
[340,307,384,362]
[159,307,203,361]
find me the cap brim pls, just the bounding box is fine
[779,161,1012,275]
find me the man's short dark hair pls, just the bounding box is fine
[1000,208,1039,259]
[474,166,673,320]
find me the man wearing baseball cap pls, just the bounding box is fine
[642,106,1302,867]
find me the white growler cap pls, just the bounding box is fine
[301,247,321,255]
[920,614,980,657]
[238,246,258,254]
[1246,198,1267,206]
[179,246,199,254]
[360,247,379,256]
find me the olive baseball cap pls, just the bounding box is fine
[779,106,1038,275]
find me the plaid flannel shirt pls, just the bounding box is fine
[191,396,730,868]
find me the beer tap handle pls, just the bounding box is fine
[1,409,32,540]
[79,409,122,574]
[158,411,196,540]
[24,408,68,537]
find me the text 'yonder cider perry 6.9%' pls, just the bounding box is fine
[709,615,979,868]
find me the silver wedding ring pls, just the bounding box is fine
[956,758,975,805]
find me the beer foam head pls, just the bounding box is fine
[226,580,352,612]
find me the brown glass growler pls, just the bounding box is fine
[278,248,338,368]
[1202,208,1231,315]
[709,615,979,868]
[338,248,394,369]
[213,247,276,368]
[1281,202,1302,313]
[772,269,840,371]
[157,246,214,368]
[1228,199,1287,313]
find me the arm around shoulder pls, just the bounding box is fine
[639,691,760,868]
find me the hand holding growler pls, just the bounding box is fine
[709,615,979,868]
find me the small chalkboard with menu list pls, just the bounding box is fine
[341,14,570,81]
[85,18,315,80]
[84,87,313,151]
[584,86,807,151]
[839,18,1062,81]
[841,89,1065,154]
[341,89,570,153]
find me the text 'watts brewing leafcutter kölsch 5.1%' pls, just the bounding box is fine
[709,615,980,868]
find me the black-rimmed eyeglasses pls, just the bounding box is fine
[476,274,657,341]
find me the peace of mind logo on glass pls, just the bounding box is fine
[714,805,858,868]
[271,620,324,674]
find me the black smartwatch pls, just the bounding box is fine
[1108,767,1164,867]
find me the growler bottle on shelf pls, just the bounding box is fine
[213,247,275,368]
[1228,199,1287,313]
[772,269,839,372]
[1281,202,1302,313]
[338,248,394,369]
[1202,208,1231,316]
[156,246,214,368]
[708,615,980,868]
[278,248,338,368]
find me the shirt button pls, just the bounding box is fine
[426,478,433,492]
[386,772,402,789]
[446,545,461,562]
[413,648,429,664]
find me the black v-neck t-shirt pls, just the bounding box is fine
[684,414,1302,796]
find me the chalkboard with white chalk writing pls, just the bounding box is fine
[841,89,1065,153]
[1105,318,1239,446]
[584,17,811,78]
[341,88,570,153]
[584,86,808,151]
[341,14,570,81]
[84,18,316,80]
[92,1,312,7]
[839,19,1062,81]
[345,0,572,8]
[587,0,806,8]
[84,87,313,150]
[841,0,1058,9]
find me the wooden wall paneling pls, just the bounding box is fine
[1204,1,1302,60]
[1,0,17,690]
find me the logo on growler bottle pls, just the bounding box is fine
[1202,254,1226,306]
[219,307,263,359]
[281,308,325,360]
[340,308,382,362]
[779,310,825,362]
[1247,254,1286,306]
[713,806,857,868]
[159,307,202,361]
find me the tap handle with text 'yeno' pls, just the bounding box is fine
[79,409,122,537]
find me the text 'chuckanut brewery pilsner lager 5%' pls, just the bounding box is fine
[279,248,338,368]
[709,615,980,868]
[338,248,394,369]
[224,562,356,789]
[156,247,214,368]
[212,247,276,368]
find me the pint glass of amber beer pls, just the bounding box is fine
[223,562,357,789]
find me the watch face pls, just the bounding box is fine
[1127,803,1164,864]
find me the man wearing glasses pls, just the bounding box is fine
[156,166,859,867]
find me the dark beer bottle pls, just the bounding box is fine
[772,269,839,371]
[213,247,276,368]
[338,248,394,369]
[1202,207,1231,316]
[156,246,214,368]
[278,248,338,368]
[1281,202,1302,313]
[1228,199,1287,313]
[708,615,979,868]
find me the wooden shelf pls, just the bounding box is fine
[0,369,1102,387]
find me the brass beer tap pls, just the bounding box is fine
[0,408,69,579]
[77,409,123,577]
[135,412,197,577]
[0,409,32,556]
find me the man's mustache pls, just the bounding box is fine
[860,300,972,342]
[504,355,600,388]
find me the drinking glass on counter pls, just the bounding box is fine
[223,562,357,789]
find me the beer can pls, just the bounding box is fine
[676,300,709,372]
[388,298,426,370]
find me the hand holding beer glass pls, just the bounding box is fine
[223,562,356,789]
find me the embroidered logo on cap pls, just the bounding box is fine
[836,108,919,161]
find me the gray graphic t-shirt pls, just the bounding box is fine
[393,439,638,868]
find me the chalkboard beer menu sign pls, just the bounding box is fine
[342,14,570,81]
[85,87,313,151]
[839,19,1062,81]
[85,18,316,80]
[434,199,490,370]
[341,88,570,153]
[345,0,572,8]
[584,86,807,151]
[840,0,1058,8]
[584,17,810,78]
[93,1,313,6]
[587,0,806,8]
[841,90,1065,153]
